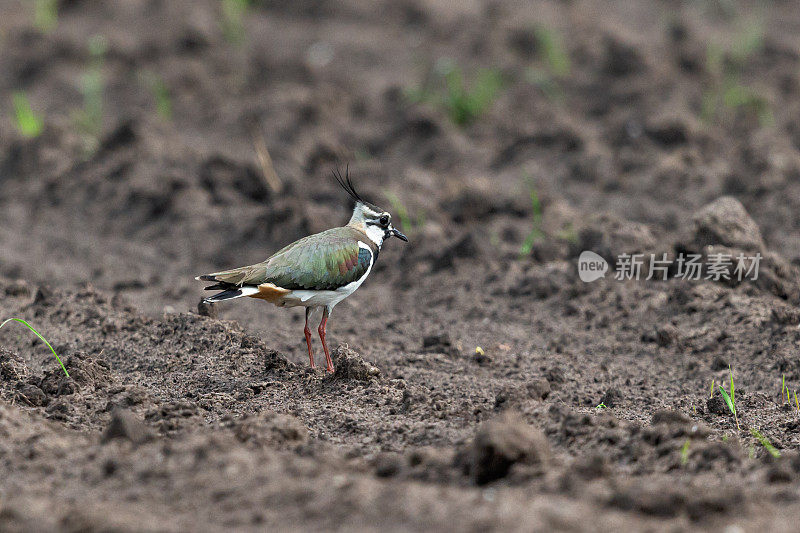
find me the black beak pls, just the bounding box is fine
[389,228,408,242]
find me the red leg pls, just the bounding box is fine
[304,308,315,369]
[318,308,333,373]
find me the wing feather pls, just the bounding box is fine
[199,227,373,291]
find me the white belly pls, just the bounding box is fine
[280,289,347,308]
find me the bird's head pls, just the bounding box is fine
[349,201,408,247]
[334,167,408,247]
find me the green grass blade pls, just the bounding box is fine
[221,0,249,44]
[718,386,734,414]
[519,176,544,257]
[139,71,172,121]
[0,318,69,377]
[750,429,780,458]
[34,0,58,33]
[12,92,43,138]
[534,26,571,78]
[152,77,172,120]
[680,439,690,465]
[729,366,735,406]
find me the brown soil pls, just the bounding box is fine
[2,0,800,531]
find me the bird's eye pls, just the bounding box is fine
[379,215,389,226]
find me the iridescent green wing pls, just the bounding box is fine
[263,228,373,290]
[207,228,373,290]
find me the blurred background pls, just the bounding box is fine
[0,0,798,340]
[4,3,800,528]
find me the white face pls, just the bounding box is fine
[350,202,407,247]
[359,204,389,246]
[364,222,385,247]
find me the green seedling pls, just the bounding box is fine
[794,390,798,413]
[680,439,691,465]
[709,378,715,399]
[221,0,250,44]
[74,35,107,152]
[0,318,68,377]
[722,84,772,125]
[519,177,544,257]
[750,428,780,458]
[782,373,786,402]
[384,192,425,237]
[595,403,607,410]
[34,0,58,33]
[407,60,503,127]
[717,366,739,430]
[701,20,772,127]
[525,26,570,103]
[534,26,570,78]
[781,373,793,406]
[141,71,172,120]
[441,66,502,126]
[12,92,43,138]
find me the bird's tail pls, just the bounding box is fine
[202,287,259,303]
[196,275,259,304]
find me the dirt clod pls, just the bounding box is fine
[577,213,656,261]
[330,345,381,381]
[228,412,308,447]
[263,349,295,373]
[15,384,47,407]
[422,333,459,356]
[604,35,645,76]
[374,453,403,478]
[654,324,679,347]
[651,409,690,426]
[102,409,155,445]
[527,378,551,400]
[459,412,550,485]
[691,197,764,252]
[197,300,218,318]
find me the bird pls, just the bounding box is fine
[195,168,408,373]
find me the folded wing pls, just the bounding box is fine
[198,228,373,292]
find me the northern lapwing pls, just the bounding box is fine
[196,169,408,373]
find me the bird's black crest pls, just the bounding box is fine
[332,164,365,204]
